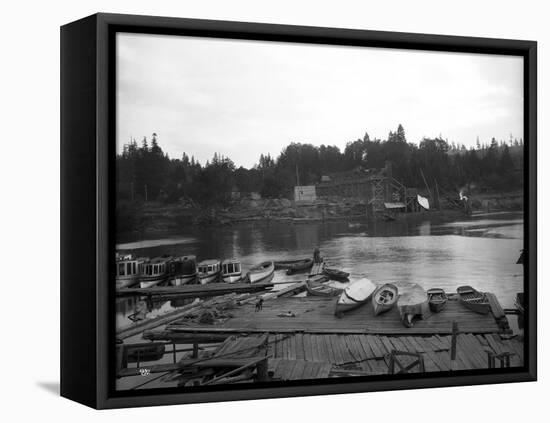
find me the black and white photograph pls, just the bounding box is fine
[113,32,527,391]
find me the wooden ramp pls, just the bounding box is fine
[166,296,504,335]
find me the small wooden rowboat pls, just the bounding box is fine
[427,288,448,313]
[372,283,398,316]
[306,275,343,297]
[274,258,312,270]
[323,266,350,281]
[284,258,314,275]
[456,285,490,314]
[247,261,275,284]
[397,283,429,327]
[334,278,377,317]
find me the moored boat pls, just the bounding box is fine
[274,258,311,270]
[323,266,350,281]
[397,283,429,327]
[284,258,314,275]
[169,255,197,286]
[198,259,221,284]
[140,257,170,288]
[456,285,490,314]
[427,288,448,313]
[221,258,242,283]
[334,278,377,317]
[372,283,398,316]
[247,261,275,284]
[116,253,144,289]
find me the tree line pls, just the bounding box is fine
[116,125,523,207]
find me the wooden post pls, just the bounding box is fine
[256,357,269,382]
[172,342,177,363]
[450,321,458,371]
[192,342,199,358]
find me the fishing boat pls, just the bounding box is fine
[197,259,221,285]
[323,266,350,281]
[456,285,490,314]
[247,261,275,284]
[139,257,170,288]
[274,258,311,270]
[115,253,144,289]
[221,258,242,283]
[427,288,448,313]
[284,258,314,275]
[334,278,377,317]
[306,275,342,297]
[372,283,398,316]
[397,283,429,327]
[169,255,197,286]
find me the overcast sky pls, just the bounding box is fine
[117,33,523,169]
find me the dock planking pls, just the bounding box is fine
[167,296,505,335]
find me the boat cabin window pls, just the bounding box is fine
[208,265,213,272]
[118,263,125,276]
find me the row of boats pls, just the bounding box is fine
[116,252,351,290]
[115,253,276,289]
[324,278,491,328]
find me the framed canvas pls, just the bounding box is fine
[60,13,537,409]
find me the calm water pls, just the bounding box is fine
[115,211,524,389]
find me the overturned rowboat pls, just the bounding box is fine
[427,288,448,313]
[334,278,377,317]
[397,283,429,327]
[372,283,398,316]
[457,285,490,314]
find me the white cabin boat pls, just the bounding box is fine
[115,254,144,289]
[140,257,170,288]
[247,261,275,284]
[221,259,242,283]
[198,259,221,284]
[169,255,198,286]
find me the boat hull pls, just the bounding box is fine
[284,259,314,274]
[116,276,140,289]
[335,278,377,316]
[323,267,350,281]
[397,283,429,327]
[170,273,197,286]
[274,258,311,270]
[139,277,167,289]
[372,283,398,316]
[427,288,448,313]
[199,272,220,285]
[222,274,242,283]
[457,285,490,314]
[248,261,275,284]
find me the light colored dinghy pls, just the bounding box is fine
[334,278,377,317]
[372,283,398,316]
[247,261,275,284]
[397,283,429,327]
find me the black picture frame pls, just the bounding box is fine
[61,12,537,409]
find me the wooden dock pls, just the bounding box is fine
[116,282,273,298]
[117,289,523,387]
[164,295,506,336]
